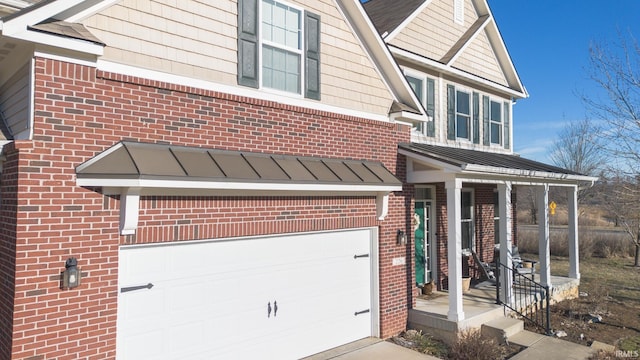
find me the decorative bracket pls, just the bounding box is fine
[119,187,141,235]
[376,192,390,220]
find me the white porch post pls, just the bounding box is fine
[446,179,465,321]
[498,182,513,305]
[568,185,580,279]
[536,184,552,289]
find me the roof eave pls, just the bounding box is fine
[390,45,527,99]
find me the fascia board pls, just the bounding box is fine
[474,0,528,98]
[461,164,598,183]
[57,0,120,22]
[13,29,104,55]
[384,0,434,41]
[336,0,426,117]
[390,45,527,99]
[75,177,403,193]
[2,0,85,35]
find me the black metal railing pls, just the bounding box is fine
[495,261,551,335]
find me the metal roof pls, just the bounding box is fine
[400,143,589,177]
[76,141,402,187]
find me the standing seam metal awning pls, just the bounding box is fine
[76,141,403,235]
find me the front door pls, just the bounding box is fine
[414,201,433,286]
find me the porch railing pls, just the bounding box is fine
[495,261,551,335]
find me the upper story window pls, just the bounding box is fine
[446,84,512,150]
[406,72,435,137]
[237,0,320,100]
[490,100,502,145]
[262,0,302,93]
[455,90,471,140]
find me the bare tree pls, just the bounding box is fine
[582,31,640,266]
[549,118,606,176]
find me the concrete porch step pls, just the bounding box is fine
[508,329,546,347]
[481,317,524,344]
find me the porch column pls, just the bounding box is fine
[446,179,465,321]
[498,182,513,305]
[568,185,580,279]
[536,184,552,289]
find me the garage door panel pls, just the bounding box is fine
[117,228,374,360]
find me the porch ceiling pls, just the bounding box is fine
[399,143,598,185]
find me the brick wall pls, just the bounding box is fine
[3,57,411,359]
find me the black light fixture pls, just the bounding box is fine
[62,257,81,289]
[397,230,407,245]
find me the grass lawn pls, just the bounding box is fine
[524,253,640,350]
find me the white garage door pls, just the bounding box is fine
[116,228,376,360]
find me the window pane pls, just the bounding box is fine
[462,221,472,249]
[457,115,469,139]
[457,91,470,115]
[262,0,274,42]
[407,76,423,101]
[461,191,472,219]
[262,45,300,93]
[285,7,301,48]
[491,123,501,144]
[491,101,502,123]
[494,219,500,244]
[416,187,432,200]
[493,192,499,217]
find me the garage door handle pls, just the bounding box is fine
[354,309,370,316]
[121,283,154,293]
[354,254,369,259]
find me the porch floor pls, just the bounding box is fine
[408,275,579,343]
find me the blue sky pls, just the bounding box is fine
[489,1,640,162]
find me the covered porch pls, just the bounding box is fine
[400,143,597,333]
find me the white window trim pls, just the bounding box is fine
[455,88,472,142]
[258,0,305,97]
[493,189,500,244]
[489,97,503,147]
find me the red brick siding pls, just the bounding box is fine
[4,57,411,359]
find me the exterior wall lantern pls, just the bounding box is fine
[62,257,81,289]
[397,230,407,246]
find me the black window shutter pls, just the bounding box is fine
[504,101,511,149]
[447,85,455,140]
[482,95,490,146]
[237,0,259,88]
[426,78,435,137]
[472,92,479,144]
[305,11,321,100]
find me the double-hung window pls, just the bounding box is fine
[482,96,511,149]
[238,0,320,99]
[490,100,502,145]
[461,189,474,250]
[406,72,435,137]
[447,85,477,142]
[455,90,471,140]
[262,1,301,94]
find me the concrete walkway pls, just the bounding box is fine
[305,332,595,360]
[509,330,595,360]
[303,338,439,360]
